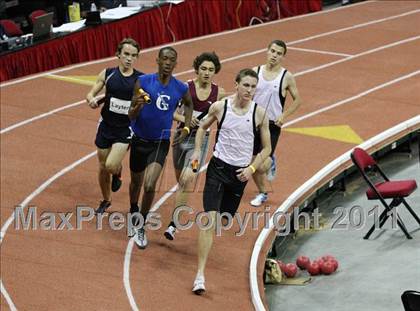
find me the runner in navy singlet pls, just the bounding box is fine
[127,46,194,249]
[164,52,226,241]
[86,38,143,214]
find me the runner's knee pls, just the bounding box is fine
[144,178,157,193]
[99,162,107,171]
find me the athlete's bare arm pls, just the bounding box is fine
[86,69,106,109]
[173,110,185,123]
[173,90,194,145]
[128,80,149,120]
[276,72,301,126]
[190,100,224,164]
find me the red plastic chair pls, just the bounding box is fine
[351,147,419,239]
[0,19,23,36]
[29,10,47,25]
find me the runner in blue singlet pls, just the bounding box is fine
[127,46,194,249]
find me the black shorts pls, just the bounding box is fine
[253,120,281,157]
[95,120,132,149]
[203,157,248,216]
[129,135,170,173]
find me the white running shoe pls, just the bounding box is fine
[250,193,268,207]
[127,214,141,237]
[267,155,277,181]
[164,225,177,240]
[192,276,206,295]
[134,228,148,249]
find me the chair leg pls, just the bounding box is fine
[378,208,396,229]
[364,198,413,239]
[402,199,420,225]
[396,216,412,239]
[364,208,389,239]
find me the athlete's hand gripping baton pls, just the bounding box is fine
[138,88,151,104]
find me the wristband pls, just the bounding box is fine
[183,126,190,134]
[249,165,256,174]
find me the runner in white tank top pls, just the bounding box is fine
[213,97,256,167]
[188,68,271,295]
[253,65,287,122]
[250,40,302,207]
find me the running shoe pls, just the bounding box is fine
[95,200,111,214]
[192,275,206,295]
[250,193,268,207]
[267,155,277,181]
[111,169,122,192]
[164,225,177,241]
[134,228,148,249]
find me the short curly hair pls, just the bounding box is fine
[193,52,222,74]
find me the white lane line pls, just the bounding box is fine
[2,33,419,136]
[294,35,420,77]
[123,238,139,311]
[123,185,177,311]
[122,69,420,310]
[288,46,352,57]
[289,8,420,47]
[0,0,373,88]
[0,93,105,135]
[290,69,420,127]
[0,280,17,311]
[0,100,85,135]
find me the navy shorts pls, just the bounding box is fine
[253,120,281,157]
[203,157,248,216]
[95,121,132,149]
[129,135,170,173]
